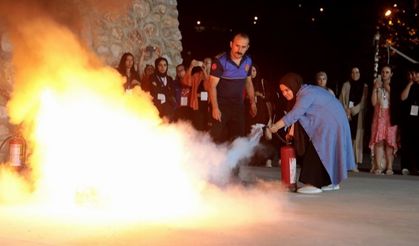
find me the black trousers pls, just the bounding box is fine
[191,109,208,131]
[210,103,245,143]
[297,125,331,188]
[400,120,419,174]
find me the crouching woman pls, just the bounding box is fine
[268,73,356,194]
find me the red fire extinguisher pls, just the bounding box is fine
[8,135,26,168]
[265,117,298,191]
[268,127,297,191]
[280,144,297,191]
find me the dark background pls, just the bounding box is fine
[177,0,417,92]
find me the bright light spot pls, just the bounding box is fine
[320,7,324,12]
[393,4,397,8]
[253,21,257,25]
[311,17,315,22]
[196,20,201,25]
[254,16,258,20]
[298,4,302,8]
[385,10,392,17]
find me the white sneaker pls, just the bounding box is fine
[321,184,340,191]
[402,168,410,175]
[297,185,322,194]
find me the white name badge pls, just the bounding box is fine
[410,105,419,116]
[349,101,354,108]
[181,96,188,106]
[157,93,166,104]
[200,91,208,101]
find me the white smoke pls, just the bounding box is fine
[176,123,264,186]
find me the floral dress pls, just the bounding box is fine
[369,88,398,154]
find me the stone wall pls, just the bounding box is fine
[82,0,182,71]
[0,0,182,161]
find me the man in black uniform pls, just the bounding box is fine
[208,32,257,143]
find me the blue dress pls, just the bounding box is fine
[282,84,356,184]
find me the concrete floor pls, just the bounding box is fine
[239,165,419,245]
[1,166,418,245]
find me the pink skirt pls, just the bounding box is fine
[369,106,398,152]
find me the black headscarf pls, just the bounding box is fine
[347,70,365,140]
[252,64,263,90]
[278,73,307,155]
[279,72,303,111]
[348,78,364,105]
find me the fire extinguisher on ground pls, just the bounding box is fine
[280,143,297,191]
[9,135,26,168]
[266,125,297,191]
[0,134,27,169]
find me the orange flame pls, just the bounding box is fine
[1,14,285,231]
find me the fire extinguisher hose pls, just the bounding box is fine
[273,131,289,145]
[0,136,14,151]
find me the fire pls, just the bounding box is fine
[1,18,216,223]
[29,88,205,221]
[0,167,31,203]
[0,8,285,233]
[0,16,207,221]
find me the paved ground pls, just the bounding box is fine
[1,165,418,245]
[239,165,419,245]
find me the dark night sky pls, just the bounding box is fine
[177,0,416,90]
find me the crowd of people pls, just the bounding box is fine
[116,32,419,194]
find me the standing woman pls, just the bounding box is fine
[149,57,177,121]
[339,67,368,170]
[315,71,335,96]
[369,65,398,175]
[249,64,272,126]
[140,64,155,92]
[182,60,210,131]
[248,64,275,166]
[117,52,141,91]
[269,73,355,194]
[400,64,419,175]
